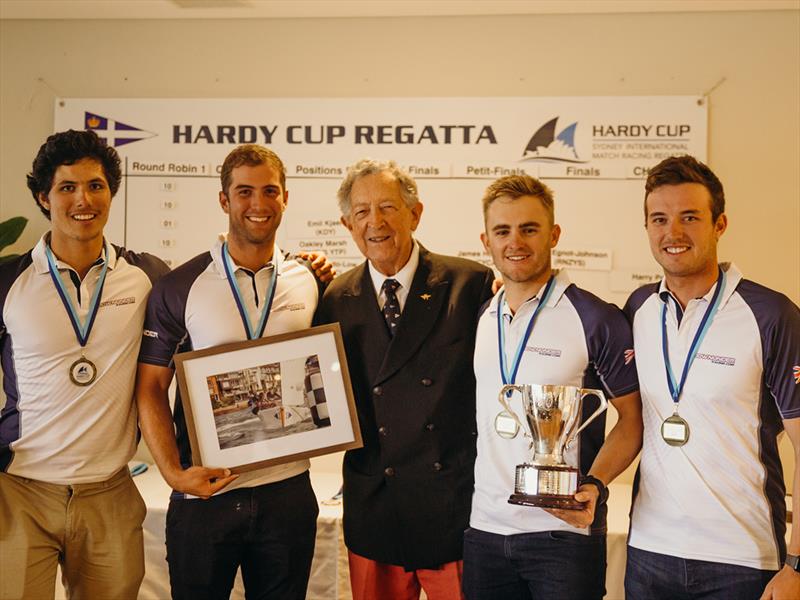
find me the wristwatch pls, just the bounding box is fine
[786,554,800,572]
[578,474,609,505]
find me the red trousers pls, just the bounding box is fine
[349,550,464,600]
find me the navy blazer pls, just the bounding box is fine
[315,245,494,570]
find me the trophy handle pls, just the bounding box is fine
[575,388,608,436]
[497,384,527,436]
[565,388,608,449]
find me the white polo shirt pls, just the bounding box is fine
[624,263,800,570]
[138,236,319,496]
[0,235,168,484]
[470,270,638,536]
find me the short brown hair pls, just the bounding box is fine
[644,155,725,223]
[220,144,286,196]
[482,175,555,224]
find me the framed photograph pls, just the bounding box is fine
[174,323,362,473]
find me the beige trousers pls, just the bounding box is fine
[0,467,145,600]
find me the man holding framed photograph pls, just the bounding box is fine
[135,144,329,600]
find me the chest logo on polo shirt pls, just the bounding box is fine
[526,346,562,358]
[99,296,135,307]
[272,302,306,313]
[793,366,800,384]
[624,349,635,365]
[696,352,736,367]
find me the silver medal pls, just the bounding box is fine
[494,410,519,439]
[661,413,690,447]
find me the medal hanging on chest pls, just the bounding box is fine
[659,267,725,447]
[69,356,97,386]
[45,244,108,387]
[494,276,555,439]
[660,413,690,446]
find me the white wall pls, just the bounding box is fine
[1,10,798,484]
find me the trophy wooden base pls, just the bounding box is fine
[508,492,585,510]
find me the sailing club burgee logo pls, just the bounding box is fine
[84,112,157,147]
[521,117,587,164]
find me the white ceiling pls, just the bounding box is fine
[1,0,797,20]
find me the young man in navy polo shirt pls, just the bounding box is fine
[136,144,326,600]
[0,130,169,599]
[464,174,642,600]
[623,155,800,599]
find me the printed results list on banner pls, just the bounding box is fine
[122,156,667,279]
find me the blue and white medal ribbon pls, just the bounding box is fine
[45,243,108,386]
[494,276,556,438]
[497,276,556,386]
[659,266,725,446]
[221,242,278,340]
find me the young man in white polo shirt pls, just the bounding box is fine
[136,144,325,600]
[0,130,169,599]
[623,155,800,599]
[464,175,642,600]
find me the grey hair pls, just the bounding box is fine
[337,159,420,215]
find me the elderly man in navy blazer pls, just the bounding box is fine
[315,159,494,600]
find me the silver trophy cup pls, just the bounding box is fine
[497,384,607,509]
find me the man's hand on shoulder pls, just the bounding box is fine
[166,466,238,500]
[492,277,503,295]
[297,251,336,283]
[760,565,800,600]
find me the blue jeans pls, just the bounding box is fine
[165,471,318,600]
[625,545,777,600]
[462,527,606,600]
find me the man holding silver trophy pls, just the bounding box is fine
[463,175,643,600]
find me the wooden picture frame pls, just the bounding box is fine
[174,323,361,473]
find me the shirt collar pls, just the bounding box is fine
[657,262,742,309]
[490,268,570,317]
[368,240,420,296]
[210,233,282,276]
[32,233,118,275]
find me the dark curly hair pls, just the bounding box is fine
[27,129,122,219]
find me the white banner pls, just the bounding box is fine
[55,97,706,305]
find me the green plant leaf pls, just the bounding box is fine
[0,217,27,252]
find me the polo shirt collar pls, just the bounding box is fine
[32,233,118,275]
[490,268,570,317]
[658,262,742,310]
[210,234,283,276]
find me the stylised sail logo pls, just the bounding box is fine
[84,112,157,147]
[521,117,587,163]
[793,365,800,384]
[624,349,635,365]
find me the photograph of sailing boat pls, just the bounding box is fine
[174,324,361,473]
[207,354,331,450]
